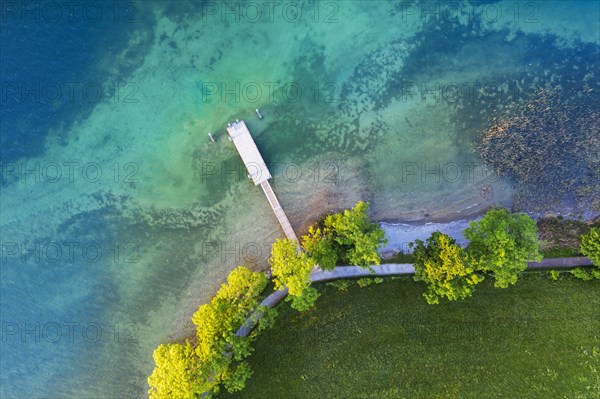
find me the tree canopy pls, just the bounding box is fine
[463,208,541,288]
[580,227,600,268]
[411,232,483,304]
[148,341,201,399]
[302,201,387,270]
[301,225,339,270]
[270,238,319,311]
[148,266,269,398]
[191,266,268,395]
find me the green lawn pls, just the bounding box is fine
[226,273,600,399]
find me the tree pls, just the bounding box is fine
[222,361,253,393]
[270,238,319,311]
[301,225,339,270]
[302,201,387,270]
[148,341,201,399]
[149,266,273,397]
[580,227,600,267]
[464,208,542,288]
[411,232,483,304]
[191,266,268,395]
[325,201,387,268]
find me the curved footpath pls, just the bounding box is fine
[236,257,593,337]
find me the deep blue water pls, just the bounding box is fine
[0,0,136,164]
[1,2,142,397]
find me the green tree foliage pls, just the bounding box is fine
[548,270,562,281]
[569,267,598,281]
[328,279,353,291]
[357,277,384,288]
[222,361,253,393]
[289,287,320,312]
[411,232,484,304]
[301,225,339,269]
[325,201,387,268]
[252,306,278,334]
[270,238,319,311]
[148,266,268,398]
[190,266,268,395]
[464,208,542,288]
[302,201,387,270]
[580,227,600,267]
[148,341,201,399]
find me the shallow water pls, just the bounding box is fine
[1,1,598,397]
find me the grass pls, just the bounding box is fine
[381,251,415,264]
[540,246,583,258]
[225,273,600,399]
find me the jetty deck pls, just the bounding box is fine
[260,180,298,242]
[226,120,271,185]
[226,120,298,243]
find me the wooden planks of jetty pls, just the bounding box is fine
[226,120,271,185]
[260,180,299,242]
[226,120,299,243]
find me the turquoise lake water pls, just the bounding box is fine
[1,1,598,397]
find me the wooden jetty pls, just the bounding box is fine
[226,120,299,243]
